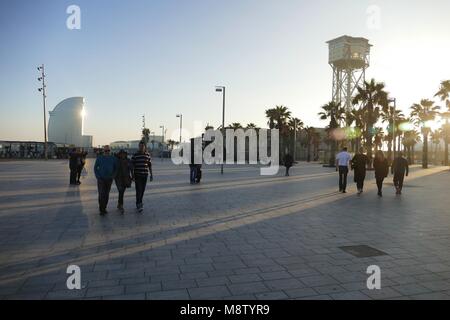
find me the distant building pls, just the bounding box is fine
[110,136,167,156]
[48,97,93,148]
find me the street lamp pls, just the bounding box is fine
[215,86,225,174]
[37,64,48,160]
[160,125,165,144]
[388,98,397,162]
[176,114,182,144]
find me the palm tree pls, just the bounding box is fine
[318,101,345,166]
[347,107,365,151]
[435,80,450,166]
[431,129,442,165]
[266,106,292,155]
[352,79,388,164]
[403,128,419,164]
[394,111,406,154]
[373,127,384,154]
[410,99,441,168]
[270,106,292,132]
[229,123,243,130]
[381,106,404,162]
[288,118,304,132]
[246,123,258,129]
[265,108,277,129]
[304,127,316,162]
[312,130,321,161]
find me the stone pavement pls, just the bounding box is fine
[1,159,450,300]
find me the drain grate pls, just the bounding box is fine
[339,245,388,258]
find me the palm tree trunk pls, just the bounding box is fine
[423,133,428,169]
[445,139,449,166]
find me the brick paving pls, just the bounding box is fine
[1,159,450,300]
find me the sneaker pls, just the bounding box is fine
[378,192,382,197]
[99,209,108,215]
[117,205,124,214]
[342,190,347,194]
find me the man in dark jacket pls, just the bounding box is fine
[351,148,369,194]
[283,153,294,176]
[76,150,88,184]
[392,152,409,195]
[69,148,79,185]
[94,145,118,215]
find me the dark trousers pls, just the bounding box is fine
[115,182,126,206]
[97,178,113,210]
[339,166,349,191]
[190,166,197,184]
[135,175,148,206]
[285,166,291,176]
[355,177,364,190]
[76,165,84,182]
[393,173,405,190]
[376,176,385,193]
[70,168,77,184]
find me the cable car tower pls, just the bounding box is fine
[327,36,371,115]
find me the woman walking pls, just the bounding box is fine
[114,150,133,213]
[373,150,389,197]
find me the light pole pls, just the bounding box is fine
[443,113,450,167]
[160,125,165,159]
[215,86,225,174]
[160,125,165,144]
[37,64,48,160]
[176,114,183,144]
[388,98,397,162]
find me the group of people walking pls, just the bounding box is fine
[335,147,409,196]
[72,141,412,217]
[91,141,153,215]
[69,148,88,185]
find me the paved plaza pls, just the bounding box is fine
[1,159,450,300]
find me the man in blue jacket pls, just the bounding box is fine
[94,145,118,215]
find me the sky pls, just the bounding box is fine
[1,0,449,146]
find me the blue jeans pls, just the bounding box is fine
[339,166,349,191]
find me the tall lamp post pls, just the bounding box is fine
[215,86,225,174]
[443,113,450,167]
[176,114,183,144]
[160,125,165,144]
[37,64,48,160]
[388,98,397,162]
[160,125,165,159]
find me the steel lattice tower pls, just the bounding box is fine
[327,36,371,116]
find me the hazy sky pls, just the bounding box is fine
[1,0,449,146]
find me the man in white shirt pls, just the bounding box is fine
[335,147,352,193]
